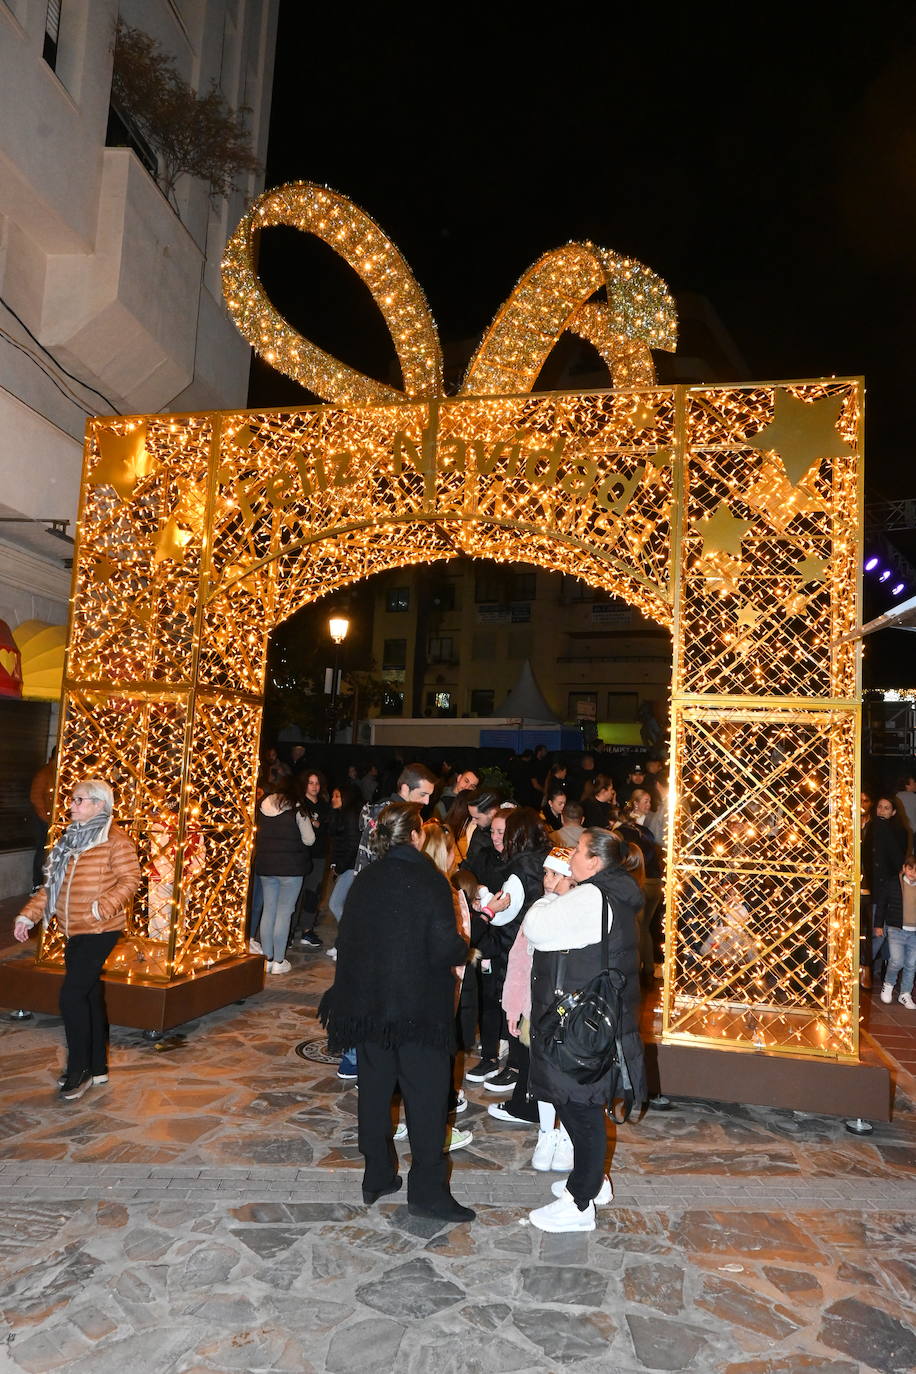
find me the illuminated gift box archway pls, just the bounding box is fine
[35,184,863,1069]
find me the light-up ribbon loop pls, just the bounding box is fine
[222,184,677,404]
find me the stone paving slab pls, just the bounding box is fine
[1,926,915,1372]
[0,1163,915,1211]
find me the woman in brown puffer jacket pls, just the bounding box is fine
[15,778,141,1101]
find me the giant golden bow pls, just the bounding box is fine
[221,182,677,406]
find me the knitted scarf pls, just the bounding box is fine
[44,810,111,919]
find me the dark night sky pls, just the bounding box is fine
[252,6,916,491]
[249,6,916,676]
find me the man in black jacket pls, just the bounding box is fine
[319,802,473,1222]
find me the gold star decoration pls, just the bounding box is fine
[746,391,853,487]
[691,502,752,559]
[154,517,195,565]
[735,603,761,628]
[630,401,659,433]
[645,447,673,470]
[89,555,118,583]
[92,425,152,500]
[795,554,828,585]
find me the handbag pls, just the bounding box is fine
[534,890,636,1118]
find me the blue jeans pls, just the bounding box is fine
[259,875,303,962]
[885,927,916,998]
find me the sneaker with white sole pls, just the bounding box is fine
[531,1128,559,1170]
[446,1127,473,1151]
[552,1175,613,1205]
[880,983,894,1004]
[488,1101,537,1125]
[529,1191,596,1233]
[465,1057,501,1082]
[57,1072,108,1088]
[269,959,292,974]
[393,1122,408,1141]
[453,1090,468,1114]
[899,992,916,1010]
[249,938,263,955]
[326,946,337,961]
[484,1065,518,1094]
[59,1070,93,1101]
[551,1127,575,1172]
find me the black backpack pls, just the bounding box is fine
[534,891,636,1119]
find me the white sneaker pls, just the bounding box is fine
[269,959,292,974]
[880,983,893,1004]
[326,946,337,961]
[249,938,263,955]
[552,1175,613,1206]
[551,1126,574,1172]
[532,1128,559,1171]
[393,1122,408,1141]
[899,992,916,1010]
[529,1191,596,1233]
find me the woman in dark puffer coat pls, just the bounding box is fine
[524,828,646,1234]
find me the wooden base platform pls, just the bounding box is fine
[646,1038,892,1121]
[0,954,265,1033]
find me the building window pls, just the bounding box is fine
[470,689,494,716]
[385,586,410,612]
[425,690,456,717]
[428,635,456,664]
[510,570,536,601]
[380,687,404,716]
[105,102,159,177]
[474,569,503,603]
[569,692,598,722]
[382,638,407,670]
[432,582,456,611]
[43,0,61,69]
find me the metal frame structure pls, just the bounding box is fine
[43,374,863,1062]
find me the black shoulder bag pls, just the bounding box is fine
[534,891,636,1119]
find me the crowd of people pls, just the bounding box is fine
[18,746,914,1233]
[257,746,671,1231]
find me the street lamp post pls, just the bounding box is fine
[328,615,349,744]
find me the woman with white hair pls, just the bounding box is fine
[14,778,141,1101]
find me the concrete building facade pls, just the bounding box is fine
[0,0,278,891]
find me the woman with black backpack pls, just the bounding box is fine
[524,828,646,1233]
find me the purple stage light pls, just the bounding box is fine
[864,556,879,571]
[892,582,905,596]
[879,570,891,582]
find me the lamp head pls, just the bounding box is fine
[329,615,350,645]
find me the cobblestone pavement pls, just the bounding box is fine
[1,919,915,1373]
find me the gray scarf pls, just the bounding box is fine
[44,810,111,919]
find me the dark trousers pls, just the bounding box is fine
[504,1035,539,1122]
[291,858,326,936]
[476,963,503,1060]
[556,1100,607,1209]
[61,931,121,1076]
[356,1041,451,1207]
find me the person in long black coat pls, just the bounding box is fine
[318,801,472,1222]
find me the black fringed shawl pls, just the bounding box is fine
[318,844,467,1053]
